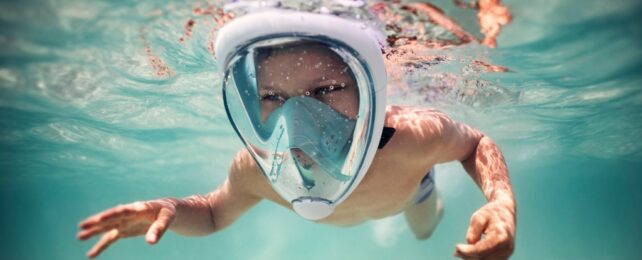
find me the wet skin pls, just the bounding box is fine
[254,42,359,168]
[77,43,516,259]
[255,42,359,121]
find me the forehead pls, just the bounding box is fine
[254,42,357,86]
[256,42,348,68]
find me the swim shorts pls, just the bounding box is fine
[413,168,435,205]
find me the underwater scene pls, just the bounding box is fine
[1,0,641,259]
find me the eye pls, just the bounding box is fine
[260,92,286,103]
[314,85,345,96]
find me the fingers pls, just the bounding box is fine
[456,227,512,259]
[466,212,489,244]
[145,207,176,244]
[456,234,503,259]
[87,229,120,258]
[78,202,151,242]
[454,212,498,259]
[77,223,119,241]
[79,202,148,229]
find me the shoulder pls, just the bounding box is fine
[227,149,269,198]
[229,148,259,180]
[383,105,484,163]
[381,105,461,162]
[227,149,285,203]
[384,105,453,141]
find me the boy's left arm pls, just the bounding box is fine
[422,110,516,259]
[457,136,515,259]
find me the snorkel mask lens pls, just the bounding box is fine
[216,8,388,221]
[223,38,377,220]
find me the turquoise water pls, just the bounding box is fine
[2,0,641,259]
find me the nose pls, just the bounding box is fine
[291,148,316,169]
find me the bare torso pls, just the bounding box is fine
[234,105,448,226]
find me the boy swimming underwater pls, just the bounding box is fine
[77,4,516,260]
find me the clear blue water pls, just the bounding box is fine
[2,0,641,259]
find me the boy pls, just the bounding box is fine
[78,5,515,260]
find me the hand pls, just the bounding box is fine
[77,198,179,258]
[455,200,516,259]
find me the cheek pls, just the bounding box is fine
[260,102,279,122]
[327,91,359,119]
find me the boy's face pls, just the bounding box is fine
[255,43,359,122]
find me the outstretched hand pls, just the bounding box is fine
[77,199,179,258]
[455,200,516,259]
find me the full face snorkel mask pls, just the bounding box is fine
[215,9,387,220]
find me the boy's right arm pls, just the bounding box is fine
[77,150,263,258]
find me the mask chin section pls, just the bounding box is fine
[291,148,316,191]
[292,197,335,221]
[291,148,315,170]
